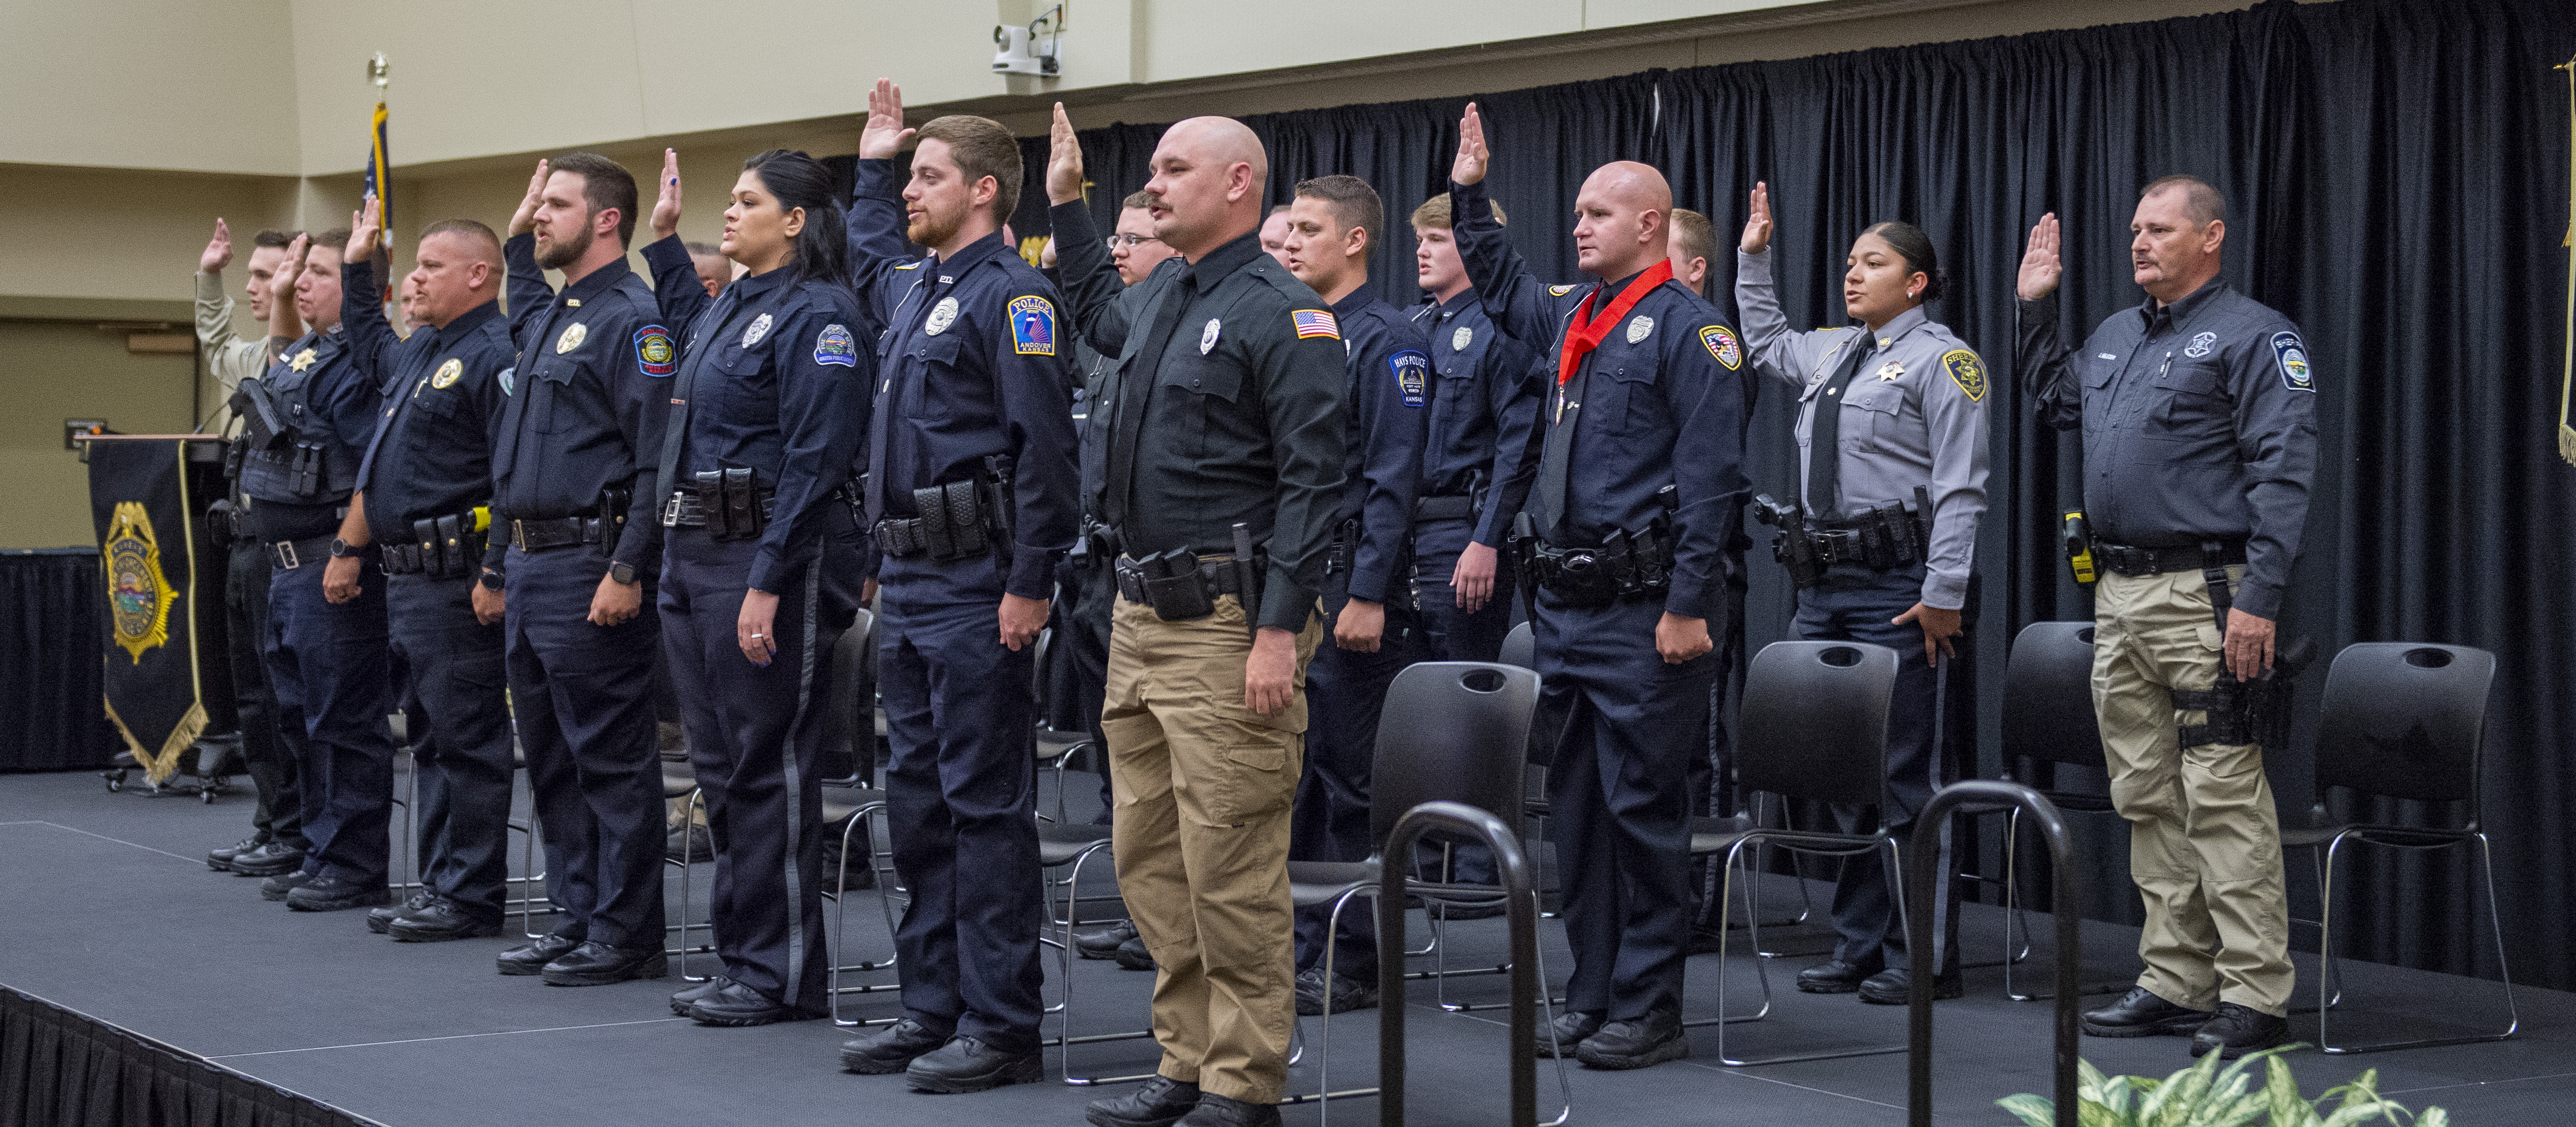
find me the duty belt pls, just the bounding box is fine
[1413,494,1476,522]
[663,467,793,543]
[509,516,608,553]
[1522,531,1675,608]
[266,535,334,571]
[380,510,489,579]
[663,490,777,533]
[873,476,1007,562]
[1067,518,1123,567]
[2095,539,2246,578]
[1111,523,1266,635]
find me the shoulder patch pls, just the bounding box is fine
[813,324,858,368]
[633,325,676,377]
[1009,295,1057,356]
[2269,331,2313,392]
[1940,348,1986,403]
[1699,325,1742,370]
[893,261,923,271]
[1389,350,1429,407]
[1292,309,1340,340]
[1548,284,1578,297]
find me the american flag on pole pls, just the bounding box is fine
[1291,309,1339,340]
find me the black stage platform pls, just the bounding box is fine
[4,768,2564,1125]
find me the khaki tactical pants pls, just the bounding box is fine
[2092,566,2292,1016]
[1103,594,1323,1105]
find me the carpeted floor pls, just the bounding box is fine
[3,767,2564,1126]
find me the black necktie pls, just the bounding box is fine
[1102,268,1198,533]
[656,288,740,508]
[1804,332,1877,518]
[867,267,953,522]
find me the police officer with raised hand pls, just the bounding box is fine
[1047,104,1345,1127]
[830,80,1078,1093]
[2016,178,2315,1060]
[635,148,871,1027]
[236,229,400,913]
[1273,174,1430,1019]
[1736,182,1988,1005]
[325,199,519,941]
[1449,101,1746,1071]
[488,153,674,987]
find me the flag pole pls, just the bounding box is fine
[2557,56,2574,465]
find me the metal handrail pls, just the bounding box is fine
[1377,800,1537,1127]
[1907,781,2077,1127]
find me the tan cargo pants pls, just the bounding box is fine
[2092,565,2293,1016]
[1102,593,1323,1105]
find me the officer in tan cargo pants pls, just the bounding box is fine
[1047,107,1349,1127]
[2014,177,2318,1061]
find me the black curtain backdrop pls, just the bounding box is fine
[0,987,373,1127]
[0,550,113,771]
[1028,0,2576,990]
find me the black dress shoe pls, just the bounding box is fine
[497,933,582,976]
[232,842,308,877]
[1534,1009,1604,1059]
[286,874,391,912]
[1857,967,1964,1005]
[1293,968,1379,1016]
[686,981,819,1025]
[388,898,502,942]
[671,977,734,1017]
[1114,933,1158,971]
[369,891,437,934]
[259,869,312,901]
[2081,986,2214,1038]
[1085,1074,1201,1127]
[1076,920,1141,960]
[1177,1093,1281,1126]
[840,1017,949,1073]
[2190,1002,2289,1059]
[543,941,668,986]
[906,1035,1042,1094]
[208,836,264,871]
[1574,1007,1689,1070]
[1796,959,1881,994]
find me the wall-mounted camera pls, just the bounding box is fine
[993,3,1063,76]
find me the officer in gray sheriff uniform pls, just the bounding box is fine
[2016,177,2316,1060]
[1735,183,1987,1005]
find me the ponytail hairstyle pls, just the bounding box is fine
[742,149,850,289]
[1864,220,1947,305]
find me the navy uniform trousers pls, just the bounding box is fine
[878,553,1046,1052]
[228,537,303,851]
[1290,576,1434,981]
[660,531,849,1012]
[386,573,515,922]
[505,543,666,952]
[263,553,396,885]
[1791,562,1964,975]
[1537,592,1715,1021]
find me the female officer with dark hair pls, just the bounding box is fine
[638,147,873,1027]
[1734,181,1989,1007]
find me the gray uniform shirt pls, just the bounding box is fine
[1737,248,1990,610]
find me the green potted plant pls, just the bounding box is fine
[1998,1046,2449,1126]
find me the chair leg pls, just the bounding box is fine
[2316,832,2519,1053]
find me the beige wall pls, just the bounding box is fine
[0,0,298,175]
[0,320,199,549]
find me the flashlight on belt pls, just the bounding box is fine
[2062,511,2097,587]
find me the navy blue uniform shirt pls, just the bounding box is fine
[845,159,1080,601]
[1411,289,1543,550]
[2018,278,2316,619]
[642,236,873,594]
[1326,288,1428,604]
[490,233,672,575]
[243,326,377,542]
[342,259,511,548]
[1449,177,1748,622]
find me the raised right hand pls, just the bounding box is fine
[1740,181,1773,254]
[859,79,916,161]
[269,233,309,301]
[346,196,381,262]
[1451,102,1490,186]
[201,219,233,274]
[2017,212,2062,301]
[650,149,682,240]
[509,159,550,237]
[1046,101,1086,206]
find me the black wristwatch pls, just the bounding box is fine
[608,561,638,585]
[477,570,505,592]
[328,537,360,559]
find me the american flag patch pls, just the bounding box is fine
[1292,309,1340,340]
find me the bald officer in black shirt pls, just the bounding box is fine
[1048,108,1346,1127]
[1450,103,1748,1071]
[326,203,518,942]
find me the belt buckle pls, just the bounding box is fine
[662,495,685,528]
[510,520,528,552]
[273,540,300,570]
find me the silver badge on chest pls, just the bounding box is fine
[1200,318,1221,355]
[1625,315,1653,344]
[1452,325,1473,351]
[924,297,960,336]
[739,313,773,349]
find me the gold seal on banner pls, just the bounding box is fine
[102,501,177,664]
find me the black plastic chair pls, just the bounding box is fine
[1990,621,2131,1002]
[2286,642,2514,1053]
[1689,640,1908,1066]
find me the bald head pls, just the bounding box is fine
[1146,116,1270,260]
[1571,160,1673,281]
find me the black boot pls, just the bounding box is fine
[1534,1009,1604,1059]
[671,976,733,1017]
[904,1035,1042,1094]
[1177,1093,1280,1126]
[233,842,308,878]
[369,891,436,935]
[497,933,580,976]
[2080,986,2214,1038]
[1857,966,1964,1005]
[1293,968,1379,1016]
[1114,933,1158,971]
[1574,1007,1689,1070]
[208,836,264,872]
[1075,920,1140,960]
[388,898,502,942]
[840,1017,948,1073]
[541,941,667,986]
[685,981,819,1025]
[286,874,391,912]
[1085,1075,1200,1127]
[1796,959,1879,995]
[2189,1003,2289,1060]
